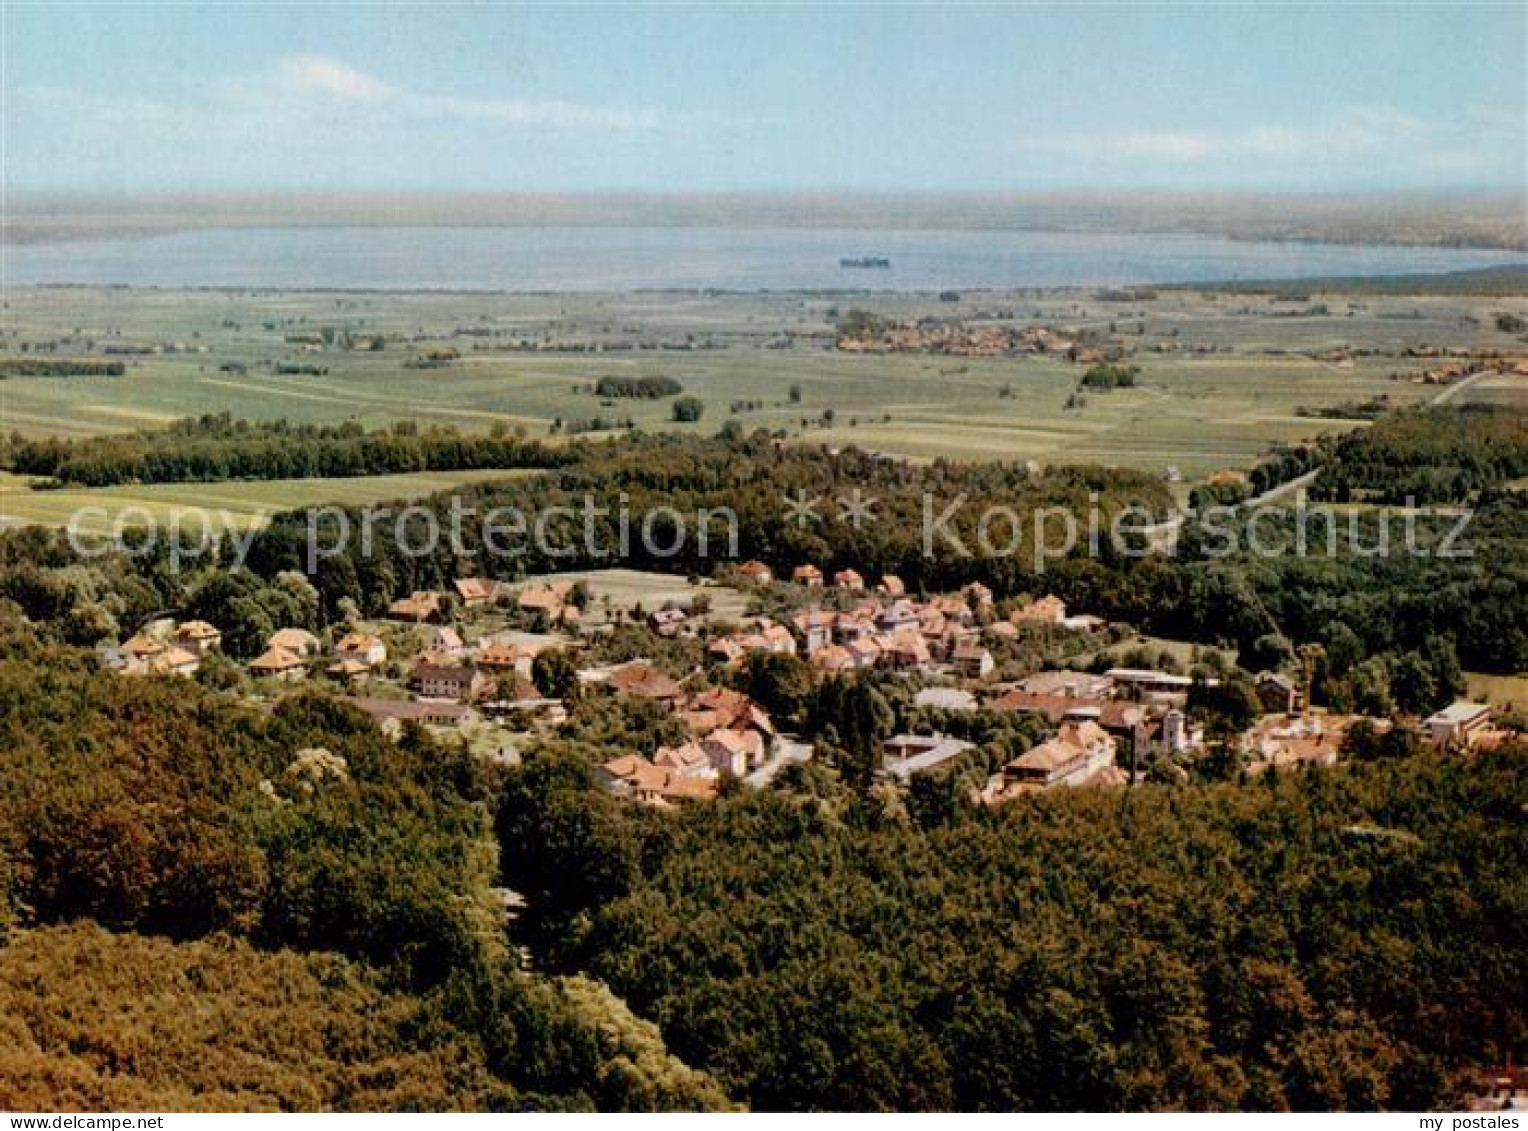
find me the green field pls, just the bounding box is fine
[2,286,1524,478]
[0,469,536,533]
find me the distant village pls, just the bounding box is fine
[94,552,1511,811]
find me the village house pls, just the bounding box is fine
[334,632,387,667]
[735,560,774,585]
[605,661,686,705]
[410,658,492,703]
[1017,670,1115,700]
[1014,595,1067,625]
[700,727,766,776]
[758,621,798,655]
[476,642,534,679]
[1244,714,1350,773]
[985,721,1120,800]
[878,599,920,632]
[791,564,824,588]
[881,733,975,783]
[1106,667,1204,703]
[652,740,715,779]
[453,577,507,608]
[326,658,371,683]
[990,690,1082,726]
[810,644,854,675]
[845,638,883,670]
[878,630,932,671]
[147,646,201,677]
[930,595,975,625]
[917,608,949,651]
[388,591,446,623]
[682,687,775,742]
[96,644,131,673]
[833,568,865,591]
[424,625,467,658]
[597,755,718,805]
[834,612,880,644]
[791,609,836,653]
[951,643,996,680]
[268,627,321,658]
[1424,701,1493,749]
[707,636,747,665]
[248,645,307,681]
[172,620,222,656]
[350,696,473,736]
[122,632,166,663]
[517,581,574,621]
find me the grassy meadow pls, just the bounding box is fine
[0,469,537,533]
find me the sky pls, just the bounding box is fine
[3,3,1524,194]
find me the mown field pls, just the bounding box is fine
[2,286,1524,477]
[0,468,536,533]
[1465,670,1528,712]
[519,567,752,623]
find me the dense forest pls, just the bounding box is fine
[498,746,1528,1111]
[0,619,731,1111]
[1310,406,1528,504]
[0,608,1522,1110]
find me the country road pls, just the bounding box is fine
[1429,370,1490,406]
[1142,466,1324,550]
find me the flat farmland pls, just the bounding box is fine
[0,468,537,532]
[2,285,1522,479]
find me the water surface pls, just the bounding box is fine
[5,226,1522,291]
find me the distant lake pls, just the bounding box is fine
[4,226,1523,291]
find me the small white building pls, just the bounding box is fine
[1424,702,1492,748]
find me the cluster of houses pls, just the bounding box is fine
[835,320,1084,359]
[712,565,1104,683]
[104,619,223,677]
[592,679,781,806]
[97,565,1506,807]
[388,577,582,627]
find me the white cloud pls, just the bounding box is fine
[257,53,656,131]
[1015,105,1520,181]
[4,53,669,190]
[279,55,391,101]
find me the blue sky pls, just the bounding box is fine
[3,3,1523,193]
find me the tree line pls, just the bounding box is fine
[0,358,125,378]
[6,414,575,488]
